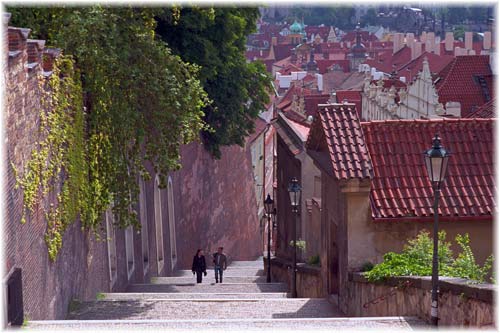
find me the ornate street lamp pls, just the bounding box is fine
[424,134,450,326]
[264,194,275,283]
[287,177,301,298]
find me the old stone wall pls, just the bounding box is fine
[266,257,324,298]
[5,27,113,320]
[170,141,262,269]
[348,273,495,328]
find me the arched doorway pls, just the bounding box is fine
[167,176,177,271]
[154,175,164,274]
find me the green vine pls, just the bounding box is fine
[15,55,88,261]
[10,8,210,261]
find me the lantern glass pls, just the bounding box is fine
[424,134,450,183]
[264,194,274,215]
[287,178,302,208]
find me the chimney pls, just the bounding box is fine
[425,38,433,54]
[483,31,492,50]
[454,47,467,56]
[434,37,441,55]
[421,31,427,43]
[427,32,435,50]
[405,33,414,49]
[465,32,473,50]
[271,36,277,46]
[468,49,476,55]
[346,41,351,48]
[412,41,422,60]
[445,32,454,51]
[393,33,404,54]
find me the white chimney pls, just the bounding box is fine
[434,37,441,55]
[412,41,422,60]
[399,76,406,83]
[346,41,351,48]
[465,32,473,50]
[445,32,454,52]
[484,31,492,50]
[444,101,461,117]
[427,32,435,52]
[425,38,433,54]
[406,33,414,48]
[421,31,427,43]
[316,73,323,92]
[393,33,400,54]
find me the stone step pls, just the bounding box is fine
[101,292,289,300]
[174,268,265,277]
[153,276,267,284]
[127,282,288,293]
[65,298,338,320]
[28,317,427,330]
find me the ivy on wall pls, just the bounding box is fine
[14,56,87,261]
[10,7,210,261]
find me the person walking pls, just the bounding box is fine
[191,249,207,283]
[212,246,227,283]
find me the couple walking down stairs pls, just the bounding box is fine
[27,258,425,330]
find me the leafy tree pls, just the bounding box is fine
[155,7,272,158]
[9,6,208,234]
[453,25,465,40]
[362,8,379,26]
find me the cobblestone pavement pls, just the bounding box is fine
[153,275,267,283]
[101,292,289,300]
[28,317,427,330]
[26,258,428,330]
[65,298,339,320]
[127,282,289,293]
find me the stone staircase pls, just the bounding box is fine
[27,258,426,330]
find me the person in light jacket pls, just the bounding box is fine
[191,249,207,283]
[212,246,227,283]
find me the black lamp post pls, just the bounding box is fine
[424,134,450,327]
[264,194,275,283]
[287,177,301,298]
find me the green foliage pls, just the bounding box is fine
[307,254,321,266]
[453,25,465,41]
[95,292,106,300]
[365,230,494,284]
[287,6,355,29]
[361,261,374,272]
[9,6,209,259]
[445,234,494,283]
[289,239,306,251]
[156,7,272,158]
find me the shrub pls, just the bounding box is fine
[365,231,493,283]
[307,255,321,266]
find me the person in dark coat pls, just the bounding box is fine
[191,249,207,283]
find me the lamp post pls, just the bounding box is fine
[424,134,450,327]
[264,194,275,283]
[287,177,301,298]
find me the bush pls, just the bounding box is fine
[365,230,493,283]
[361,261,374,272]
[307,255,321,266]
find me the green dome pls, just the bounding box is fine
[290,20,304,34]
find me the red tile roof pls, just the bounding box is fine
[306,104,373,180]
[341,31,379,43]
[335,90,362,118]
[303,94,330,117]
[396,52,454,82]
[435,55,493,116]
[365,46,412,73]
[362,118,494,221]
[466,98,495,118]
